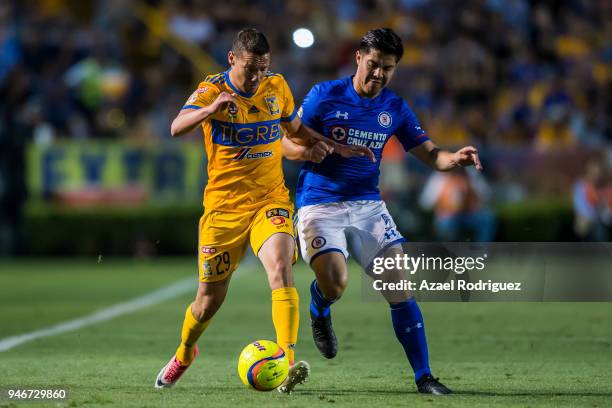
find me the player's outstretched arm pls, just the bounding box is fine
[410,140,483,171]
[282,116,376,162]
[281,137,334,163]
[170,92,237,137]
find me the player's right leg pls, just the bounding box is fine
[155,211,248,388]
[155,279,231,388]
[297,203,350,359]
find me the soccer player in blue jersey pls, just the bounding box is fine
[284,28,482,395]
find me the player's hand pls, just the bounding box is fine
[211,91,237,113]
[454,146,482,171]
[306,141,334,163]
[334,143,376,162]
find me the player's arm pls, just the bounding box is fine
[281,136,334,163]
[410,140,483,171]
[170,92,236,137]
[283,115,376,162]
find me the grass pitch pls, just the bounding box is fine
[0,257,611,407]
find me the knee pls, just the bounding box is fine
[385,291,412,304]
[319,274,347,300]
[267,261,293,289]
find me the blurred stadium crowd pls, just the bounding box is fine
[0,0,611,251]
[1,0,610,145]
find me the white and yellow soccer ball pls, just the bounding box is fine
[237,340,289,391]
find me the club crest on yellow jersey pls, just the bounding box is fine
[265,95,280,115]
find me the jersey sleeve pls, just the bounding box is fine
[298,84,323,132]
[279,76,298,122]
[181,82,219,110]
[395,101,430,151]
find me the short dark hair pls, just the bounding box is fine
[359,28,403,62]
[231,28,270,56]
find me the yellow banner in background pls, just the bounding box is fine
[27,141,206,205]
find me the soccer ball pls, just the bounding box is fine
[237,340,289,391]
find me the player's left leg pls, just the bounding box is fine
[375,245,451,395]
[353,200,452,395]
[251,203,309,394]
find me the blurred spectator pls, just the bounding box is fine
[0,3,20,83]
[419,168,496,242]
[0,68,31,255]
[573,162,611,241]
[168,2,216,46]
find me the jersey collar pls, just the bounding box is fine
[224,69,255,98]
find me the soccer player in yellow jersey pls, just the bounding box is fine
[155,28,374,393]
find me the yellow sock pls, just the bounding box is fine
[271,287,299,365]
[175,303,211,365]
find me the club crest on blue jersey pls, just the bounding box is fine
[265,96,280,115]
[312,236,326,249]
[378,111,392,128]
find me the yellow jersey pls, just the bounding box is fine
[182,70,298,213]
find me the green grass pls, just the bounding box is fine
[0,258,611,407]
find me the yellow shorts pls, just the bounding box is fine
[198,201,296,282]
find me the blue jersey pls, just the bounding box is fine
[296,76,429,208]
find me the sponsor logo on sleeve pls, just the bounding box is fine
[186,86,210,104]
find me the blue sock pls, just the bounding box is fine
[390,299,431,382]
[310,280,334,318]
